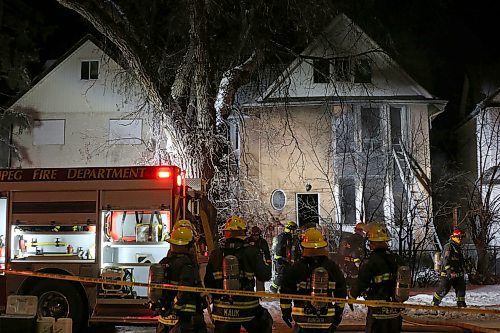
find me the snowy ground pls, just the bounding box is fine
[106,284,500,332]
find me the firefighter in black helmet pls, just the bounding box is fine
[156,224,207,333]
[204,216,273,333]
[280,227,346,332]
[432,228,467,307]
[350,223,405,333]
[247,225,271,291]
[270,220,301,293]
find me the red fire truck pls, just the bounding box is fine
[0,166,215,330]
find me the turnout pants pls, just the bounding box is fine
[365,307,402,333]
[432,276,466,306]
[214,305,272,333]
[271,260,290,292]
[157,313,207,333]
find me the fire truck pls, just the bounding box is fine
[0,166,215,329]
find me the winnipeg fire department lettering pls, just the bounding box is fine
[66,167,146,180]
[223,309,240,317]
[0,170,22,181]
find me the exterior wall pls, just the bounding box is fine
[240,101,433,236]
[10,40,153,168]
[241,104,335,224]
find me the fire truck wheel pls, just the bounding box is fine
[29,279,86,331]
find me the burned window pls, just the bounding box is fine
[335,111,355,153]
[333,58,351,82]
[361,107,382,151]
[313,59,330,83]
[354,59,372,83]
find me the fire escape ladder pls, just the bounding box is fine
[392,141,442,252]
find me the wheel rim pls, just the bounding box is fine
[38,290,70,319]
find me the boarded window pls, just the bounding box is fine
[109,119,142,145]
[33,119,65,145]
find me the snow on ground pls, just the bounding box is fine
[261,284,500,325]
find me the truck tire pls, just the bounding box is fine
[28,279,86,332]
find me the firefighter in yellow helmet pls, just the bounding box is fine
[155,225,207,333]
[279,227,346,332]
[432,228,467,307]
[349,223,405,333]
[204,216,273,333]
[270,220,301,293]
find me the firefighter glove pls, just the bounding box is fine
[282,308,293,328]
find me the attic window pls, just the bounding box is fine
[354,59,372,83]
[81,60,99,80]
[313,59,330,83]
[333,59,351,82]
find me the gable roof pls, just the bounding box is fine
[6,34,111,110]
[257,13,438,104]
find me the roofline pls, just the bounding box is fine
[454,87,500,130]
[242,97,448,108]
[5,34,107,110]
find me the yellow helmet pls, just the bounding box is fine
[167,226,193,245]
[173,219,193,230]
[284,220,298,232]
[224,216,247,239]
[365,223,390,242]
[301,228,327,249]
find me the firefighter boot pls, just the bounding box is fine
[457,301,467,308]
[431,294,441,306]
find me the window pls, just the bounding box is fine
[271,189,286,210]
[363,177,385,223]
[33,119,65,145]
[296,193,319,227]
[390,106,402,145]
[335,111,355,153]
[361,107,382,151]
[333,58,351,82]
[81,60,99,80]
[313,59,330,83]
[339,178,356,225]
[109,119,142,145]
[354,59,372,83]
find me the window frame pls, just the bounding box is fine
[80,60,100,80]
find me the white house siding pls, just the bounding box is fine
[10,39,152,168]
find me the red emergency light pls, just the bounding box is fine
[157,169,171,178]
[176,175,182,187]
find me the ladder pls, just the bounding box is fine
[392,141,442,252]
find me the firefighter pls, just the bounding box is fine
[339,223,366,289]
[247,225,272,291]
[204,216,273,333]
[279,227,347,332]
[432,228,467,307]
[270,220,302,293]
[156,225,207,333]
[349,223,405,333]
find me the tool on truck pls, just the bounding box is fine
[0,166,215,332]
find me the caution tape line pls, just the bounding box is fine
[1,269,499,316]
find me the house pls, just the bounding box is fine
[234,14,447,252]
[6,35,157,168]
[456,84,500,247]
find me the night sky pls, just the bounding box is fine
[15,0,500,161]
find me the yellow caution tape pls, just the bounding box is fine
[1,268,499,316]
